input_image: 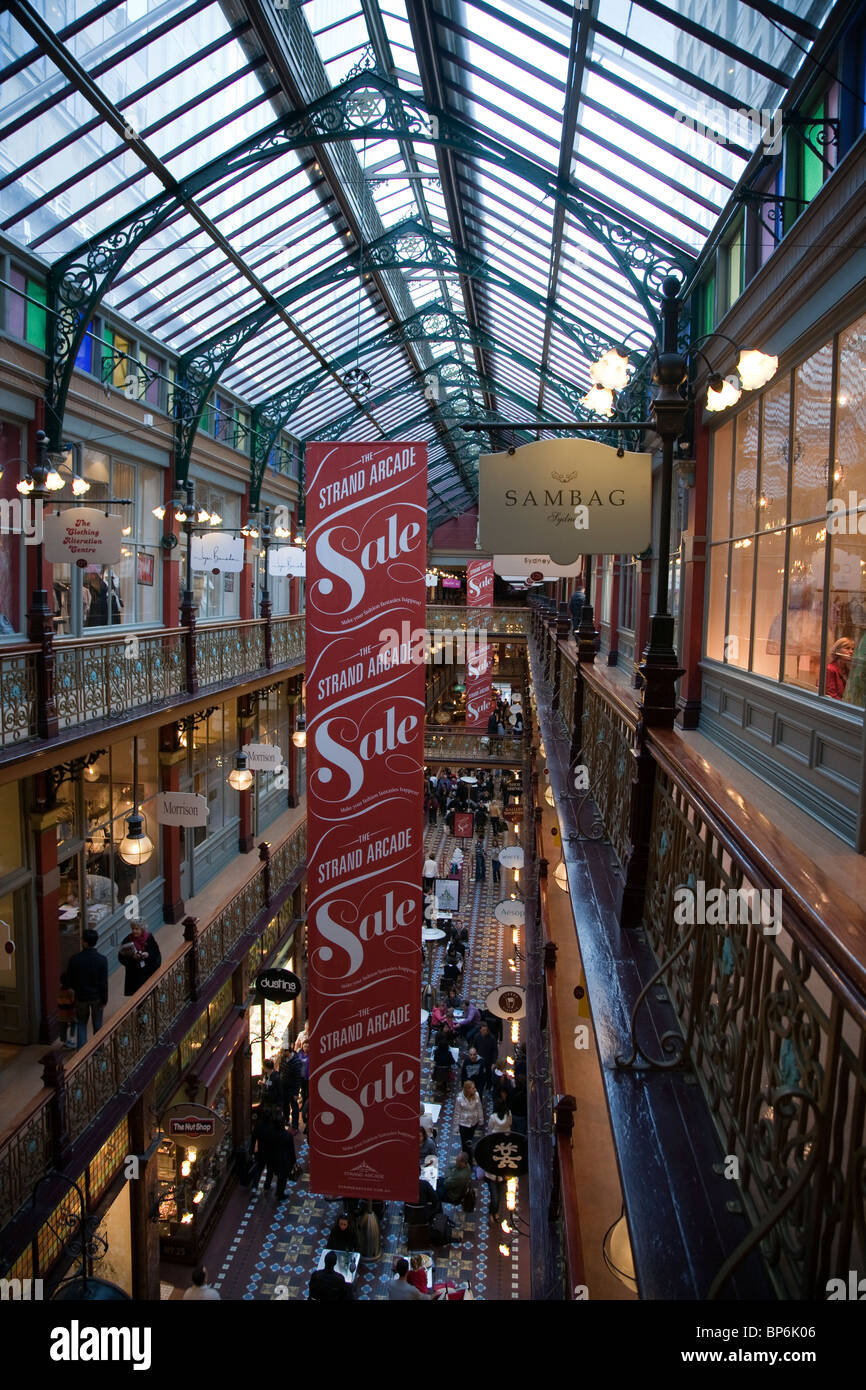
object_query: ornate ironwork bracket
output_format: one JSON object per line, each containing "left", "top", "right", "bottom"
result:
{"left": 44, "top": 750, "right": 107, "bottom": 808}
{"left": 614, "top": 918, "right": 698, "bottom": 1070}
{"left": 736, "top": 190, "right": 808, "bottom": 243}
{"left": 783, "top": 114, "right": 839, "bottom": 164}
{"left": 706, "top": 1089, "right": 822, "bottom": 1300}
{"left": 45, "top": 196, "right": 178, "bottom": 449}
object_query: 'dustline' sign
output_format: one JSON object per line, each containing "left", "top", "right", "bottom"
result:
{"left": 305, "top": 440, "right": 427, "bottom": 1202}
{"left": 255, "top": 969, "right": 301, "bottom": 1002}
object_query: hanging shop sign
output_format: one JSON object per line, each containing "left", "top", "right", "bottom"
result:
{"left": 453, "top": 811, "right": 475, "bottom": 839}
{"left": 245, "top": 743, "right": 283, "bottom": 771}
{"left": 494, "top": 554, "right": 583, "bottom": 580}
{"left": 255, "top": 968, "right": 302, "bottom": 1002}
{"left": 498, "top": 846, "right": 525, "bottom": 870}
{"left": 161, "top": 1103, "right": 226, "bottom": 1150}
{"left": 442, "top": 575, "right": 461, "bottom": 589}
{"left": 190, "top": 534, "right": 245, "bottom": 573}
{"left": 43, "top": 508, "right": 123, "bottom": 567}
{"left": 305, "top": 440, "right": 428, "bottom": 1202}
{"left": 156, "top": 791, "right": 209, "bottom": 826}
{"left": 465, "top": 558, "right": 495, "bottom": 729}
{"left": 479, "top": 438, "right": 651, "bottom": 563}
{"left": 486, "top": 985, "right": 526, "bottom": 1020}
{"left": 269, "top": 545, "right": 306, "bottom": 578}
{"left": 473, "top": 1131, "right": 529, "bottom": 1176}
{"left": 494, "top": 899, "right": 525, "bottom": 927}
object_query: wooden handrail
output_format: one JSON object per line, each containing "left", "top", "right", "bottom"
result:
{"left": 535, "top": 820, "right": 586, "bottom": 1297}
{"left": 0, "top": 816, "right": 307, "bottom": 1149}
{"left": 648, "top": 727, "right": 866, "bottom": 1017}
{"left": 53, "top": 626, "right": 186, "bottom": 650}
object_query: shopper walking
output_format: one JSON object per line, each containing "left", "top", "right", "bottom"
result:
{"left": 118, "top": 920, "right": 161, "bottom": 996}
{"left": 474, "top": 841, "right": 485, "bottom": 882}
{"left": 455, "top": 1079, "right": 484, "bottom": 1161}
{"left": 65, "top": 929, "right": 108, "bottom": 1049}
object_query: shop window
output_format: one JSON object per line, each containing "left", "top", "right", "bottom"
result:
{"left": 704, "top": 314, "right": 866, "bottom": 706}
{"left": 57, "top": 735, "right": 160, "bottom": 952}
{"left": 619, "top": 557, "right": 637, "bottom": 633}
{"left": 721, "top": 220, "right": 744, "bottom": 315}
{"left": 36, "top": 1183, "right": 82, "bottom": 1276}
{"left": 0, "top": 420, "right": 23, "bottom": 636}
{"left": 208, "top": 978, "right": 233, "bottom": 1032}
{"left": 179, "top": 1012, "right": 209, "bottom": 1071}
{"left": 189, "top": 702, "right": 236, "bottom": 844}
{"left": 73, "top": 315, "right": 96, "bottom": 374}
{"left": 89, "top": 1118, "right": 129, "bottom": 1203}
{"left": 600, "top": 556, "right": 613, "bottom": 625}
{"left": 193, "top": 487, "right": 240, "bottom": 621}
{"left": 7, "top": 267, "right": 47, "bottom": 349}
{"left": 137, "top": 349, "right": 164, "bottom": 407}
{"left": 156, "top": 1073, "right": 232, "bottom": 1249}
{"left": 52, "top": 449, "right": 163, "bottom": 631}
{"left": 696, "top": 272, "right": 715, "bottom": 339}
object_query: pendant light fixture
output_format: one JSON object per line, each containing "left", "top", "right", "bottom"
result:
{"left": 119, "top": 740, "right": 154, "bottom": 867}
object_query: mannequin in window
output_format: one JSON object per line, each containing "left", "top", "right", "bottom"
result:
{"left": 53, "top": 580, "right": 71, "bottom": 633}
{"left": 109, "top": 571, "right": 123, "bottom": 624}
{"left": 84, "top": 571, "right": 108, "bottom": 626}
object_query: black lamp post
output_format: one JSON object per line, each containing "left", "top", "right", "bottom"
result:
{"left": 26, "top": 430, "right": 59, "bottom": 738}
{"left": 636, "top": 275, "right": 689, "bottom": 728}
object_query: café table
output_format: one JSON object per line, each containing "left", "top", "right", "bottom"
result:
{"left": 421, "top": 1102, "right": 442, "bottom": 1126}
{"left": 316, "top": 1249, "right": 360, "bottom": 1284}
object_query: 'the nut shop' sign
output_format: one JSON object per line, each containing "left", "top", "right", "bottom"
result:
{"left": 43, "top": 508, "right": 123, "bottom": 567}
{"left": 161, "top": 1103, "right": 226, "bottom": 1150}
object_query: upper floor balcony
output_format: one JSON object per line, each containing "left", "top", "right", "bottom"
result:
{"left": 0, "top": 606, "right": 529, "bottom": 755}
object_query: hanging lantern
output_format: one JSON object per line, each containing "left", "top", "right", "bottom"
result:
{"left": 118, "top": 811, "right": 154, "bottom": 866}
{"left": 228, "top": 752, "right": 253, "bottom": 791}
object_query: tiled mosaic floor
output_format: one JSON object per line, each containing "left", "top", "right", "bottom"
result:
{"left": 189, "top": 785, "right": 529, "bottom": 1301}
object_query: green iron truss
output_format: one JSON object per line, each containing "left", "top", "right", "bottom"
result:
{"left": 44, "top": 70, "right": 692, "bottom": 496}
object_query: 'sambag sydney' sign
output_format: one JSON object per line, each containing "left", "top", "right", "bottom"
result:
{"left": 479, "top": 437, "right": 651, "bottom": 563}
{"left": 305, "top": 441, "right": 427, "bottom": 1201}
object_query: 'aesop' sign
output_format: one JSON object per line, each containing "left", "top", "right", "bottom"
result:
{"left": 479, "top": 438, "right": 651, "bottom": 563}
{"left": 305, "top": 440, "right": 427, "bottom": 1202}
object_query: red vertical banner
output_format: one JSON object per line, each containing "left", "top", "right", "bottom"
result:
{"left": 305, "top": 441, "right": 427, "bottom": 1201}
{"left": 465, "top": 558, "right": 495, "bottom": 728}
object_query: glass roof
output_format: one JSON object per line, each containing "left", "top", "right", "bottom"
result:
{"left": 0, "top": 0, "right": 834, "bottom": 526}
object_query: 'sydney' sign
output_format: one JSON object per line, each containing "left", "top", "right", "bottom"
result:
{"left": 479, "top": 437, "right": 651, "bottom": 563}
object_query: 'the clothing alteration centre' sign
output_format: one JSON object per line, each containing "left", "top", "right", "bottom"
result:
{"left": 479, "top": 438, "right": 651, "bottom": 564}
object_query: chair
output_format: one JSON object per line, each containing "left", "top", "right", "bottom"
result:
{"left": 402, "top": 1202, "right": 433, "bottom": 1250}
{"left": 407, "top": 1223, "right": 433, "bottom": 1251}
{"left": 432, "top": 1065, "right": 452, "bottom": 1098}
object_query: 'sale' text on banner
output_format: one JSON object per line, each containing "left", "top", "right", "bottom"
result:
{"left": 465, "top": 558, "right": 494, "bottom": 728}
{"left": 305, "top": 441, "right": 427, "bottom": 1201}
